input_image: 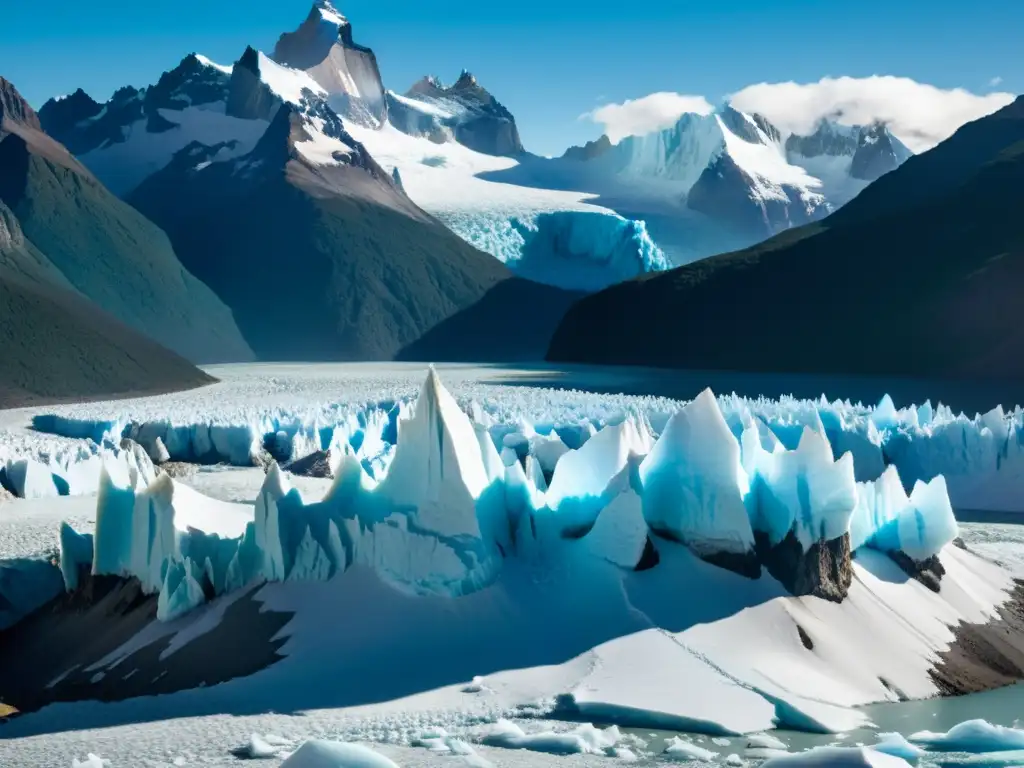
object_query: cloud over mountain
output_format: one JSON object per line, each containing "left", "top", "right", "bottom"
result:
{"left": 583, "top": 92, "right": 713, "bottom": 142}
{"left": 585, "top": 76, "right": 1015, "bottom": 152}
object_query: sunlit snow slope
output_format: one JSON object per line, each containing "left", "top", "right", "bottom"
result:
{"left": 2, "top": 367, "right": 1013, "bottom": 745}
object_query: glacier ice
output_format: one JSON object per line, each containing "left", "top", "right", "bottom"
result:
{"left": 639, "top": 389, "right": 755, "bottom": 556}
{"left": 279, "top": 740, "right": 399, "bottom": 768}
{"left": 440, "top": 209, "right": 670, "bottom": 291}
{"left": 760, "top": 747, "right": 911, "bottom": 767}
{"left": 52, "top": 369, "right": 977, "bottom": 624}
{"left": 22, "top": 366, "right": 1024, "bottom": 523}
{"left": 850, "top": 467, "right": 958, "bottom": 561}
{"left": 910, "top": 719, "right": 1024, "bottom": 753}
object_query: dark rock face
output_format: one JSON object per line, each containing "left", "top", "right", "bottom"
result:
{"left": 562, "top": 135, "right": 613, "bottom": 163}
{"left": 393, "top": 71, "right": 524, "bottom": 157}
{"left": 850, "top": 123, "right": 910, "bottom": 181}
{"left": 272, "top": 0, "right": 388, "bottom": 126}
{"left": 785, "top": 120, "right": 859, "bottom": 159}
{"left": 931, "top": 580, "right": 1024, "bottom": 696}
{"left": 145, "top": 53, "right": 230, "bottom": 111}
{"left": 755, "top": 530, "right": 853, "bottom": 603}
{"left": 284, "top": 450, "right": 333, "bottom": 478}
{"left": 719, "top": 106, "right": 780, "bottom": 144}
{"left": 226, "top": 46, "right": 282, "bottom": 121}
{"left": 687, "top": 152, "right": 822, "bottom": 237}
{"left": 39, "top": 55, "right": 232, "bottom": 159}
{"left": 1, "top": 78, "right": 43, "bottom": 130}
{"left": 888, "top": 550, "right": 946, "bottom": 593}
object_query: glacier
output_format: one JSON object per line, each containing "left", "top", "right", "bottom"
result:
{"left": 8, "top": 367, "right": 1012, "bottom": 743}
{"left": 445, "top": 210, "right": 670, "bottom": 291}
{"left": 54, "top": 370, "right": 964, "bottom": 621}
{"left": 13, "top": 367, "right": 1024, "bottom": 522}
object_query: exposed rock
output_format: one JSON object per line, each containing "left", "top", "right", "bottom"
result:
{"left": 888, "top": 550, "right": 946, "bottom": 593}
{"left": 394, "top": 70, "right": 524, "bottom": 157}
{"left": 562, "top": 135, "right": 612, "bottom": 163}
{"left": 651, "top": 526, "right": 761, "bottom": 579}
{"left": 253, "top": 449, "right": 276, "bottom": 474}
{"left": 157, "top": 461, "right": 198, "bottom": 480}
{"left": 953, "top": 537, "right": 969, "bottom": 550}
{"left": 283, "top": 449, "right": 333, "bottom": 478}
{"left": 755, "top": 530, "right": 853, "bottom": 603}
{"left": 931, "top": 581, "right": 1024, "bottom": 695}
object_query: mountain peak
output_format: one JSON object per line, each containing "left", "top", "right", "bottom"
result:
{"left": 272, "top": 2, "right": 386, "bottom": 125}
{"left": 454, "top": 70, "right": 478, "bottom": 89}
{"left": 0, "top": 77, "right": 42, "bottom": 132}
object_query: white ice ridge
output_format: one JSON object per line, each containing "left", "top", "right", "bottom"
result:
{"left": 13, "top": 367, "right": 1024, "bottom": 517}
{"left": 60, "top": 370, "right": 962, "bottom": 619}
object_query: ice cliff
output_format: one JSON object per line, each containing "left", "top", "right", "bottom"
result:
{"left": 57, "top": 370, "right": 961, "bottom": 621}
{"left": 439, "top": 210, "right": 670, "bottom": 291}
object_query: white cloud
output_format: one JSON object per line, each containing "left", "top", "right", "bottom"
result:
{"left": 990, "top": 76, "right": 1004, "bottom": 87}
{"left": 583, "top": 92, "right": 714, "bottom": 142}
{"left": 728, "top": 76, "right": 1015, "bottom": 153}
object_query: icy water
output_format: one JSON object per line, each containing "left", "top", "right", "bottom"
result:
{"left": 597, "top": 521, "right": 1024, "bottom": 761}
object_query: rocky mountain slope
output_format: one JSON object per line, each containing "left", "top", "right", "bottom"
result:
{"left": 387, "top": 71, "right": 523, "bottom": 157}
{"left": 547, "top": 97, "right": 1024, "bottom": 379}
{"left": 128, "top": 52, "right": 511, "bottom": 361}
{"left": 0, "top": 77, "right": 253, "bottom": 365}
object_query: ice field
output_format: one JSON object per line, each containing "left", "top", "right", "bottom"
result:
{"left": 4, "top": 363, "right": 1024, "bottom": 766}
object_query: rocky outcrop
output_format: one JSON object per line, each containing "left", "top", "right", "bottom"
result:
{"left": 1, "top": 78, "right": 42, "bottom": 130}
{"left": 850, "top": 123, "right": 910, "bottom": 181}
{"left": 756, "top": 530, "right": 853, "bottom": 603}
{"left": 284, "top": 449, "right": 333, "bottom": 478}
{"left": 562, "top": 135, "right": 613, "bottom": 163}
{"left": 226, "top": 46, "right": 282, "bottom": 121}
{"left": 394, "top": 71, "right": 524, "bottom": 157}
{"left": 888, "top": 550, "right": 946, "bottom": 593}
{"left": 687, "top": 152, "right": 821, "bottom": 237}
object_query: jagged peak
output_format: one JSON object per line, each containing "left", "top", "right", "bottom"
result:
{"left": 454, "top": 69, "right": 478, "bottom": 88}
{"left": 312, "top": 0, "right": 348, "bottom": 26}
{"left": 234, "top": 45, "right": 261, "bottom": 75}
{"left": 0, "top": 77, "right": 42, "bottom": 132}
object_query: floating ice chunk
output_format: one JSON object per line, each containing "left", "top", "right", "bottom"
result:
{"left": 761, "top": 746, "right": 911, "bottom": 766}
{"left": 870, "top": 733, "right": 925, "bottom": 760}
{"left": 640, "top": 389, "right": 754, "bottom": 555}
{"left": 59, "top": 522, "right": 94, "bottom": 592}
{"left": 72, "top": 756, "right": 109, "bottom": 768}
{"left": 246, "top": 733, "right": 289, "bottom": 759}
{"left": 4, "top": 458, "right": 59, "bottom": 499}
{"left": 724, "top": 755, "right": 744, "bottom": 767}
{"left": 748, "top": 734, "right": 789, "bottom": 751}
{"left": 582, "top": 488, "right": 649, "bottom": 568}
{"left": 663, "top": 737, "right": 716, "bottom": 761}
{"left": 911, "top": 719, "right": 1024, "bottom": 753}
{"left": 481, "top": 719, "right": 622, "bottom": 755}
{"left": 280, "top": 740, "right": 399, "bottom": 768}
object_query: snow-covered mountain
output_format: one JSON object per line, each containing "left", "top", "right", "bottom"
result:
{"left": 38, "top": 53, "right": 267, "bottom": 196}
{"left": 387, "top": 71, "right": 524, "bottom": 157}
{"left": 556, "top": 106, "right": 914, "bottom": 238}
{"left": 271, "top": 0, "right": 388, "bottom": 127}
{"left": 34, "top": 1, "right": 915, "bottom": 295}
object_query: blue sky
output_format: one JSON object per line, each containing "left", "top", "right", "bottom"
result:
{"left": 0, "top": 0, "right": 1019, "bottom": 155}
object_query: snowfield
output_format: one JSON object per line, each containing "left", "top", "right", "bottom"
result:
{"left": 2, "top": 363, "right": 1024, "bottom": 766}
